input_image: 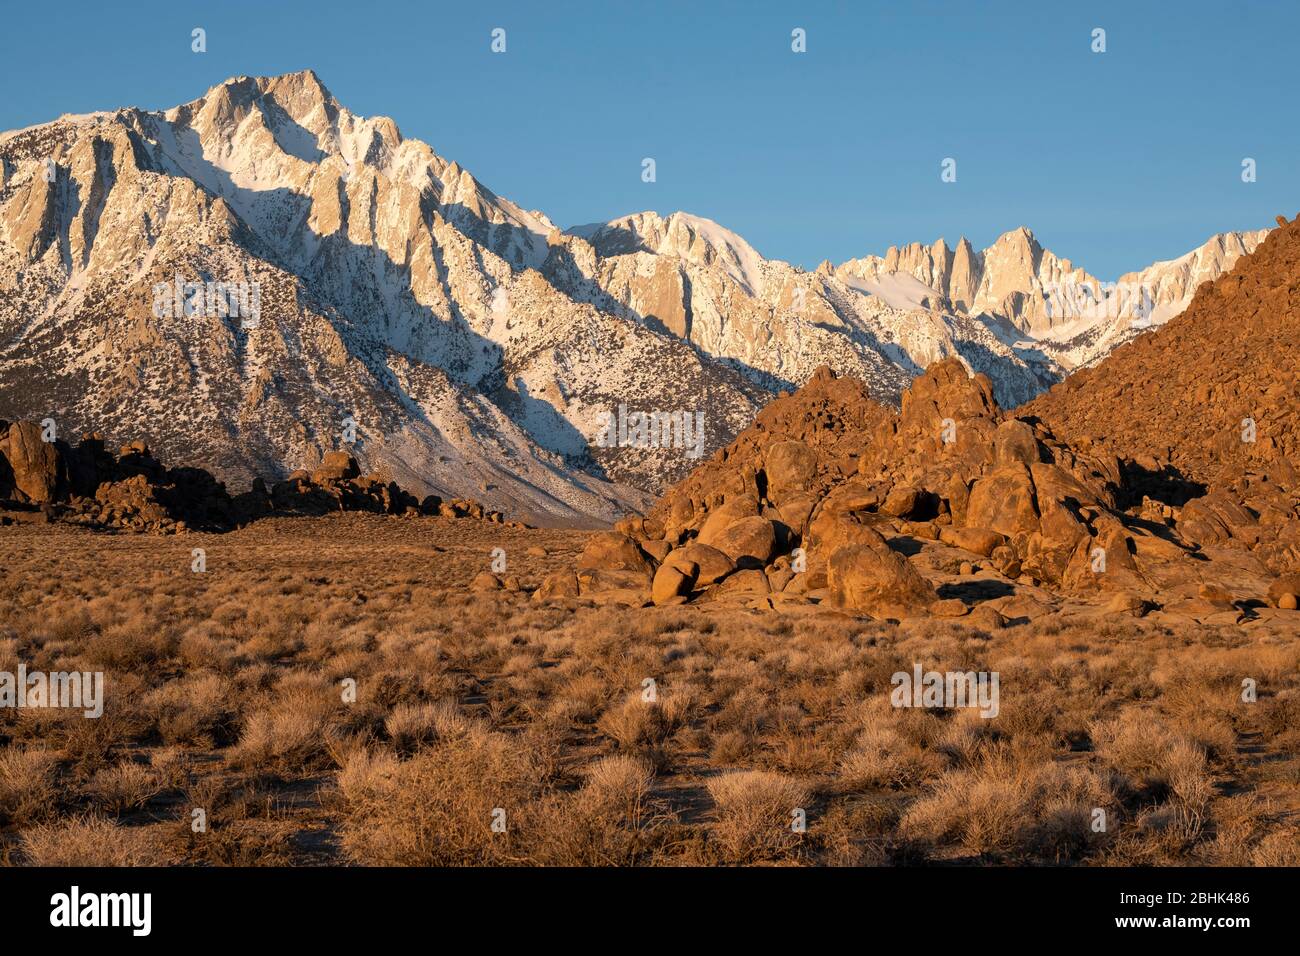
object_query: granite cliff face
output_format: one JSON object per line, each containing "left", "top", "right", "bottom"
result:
{"left": 836, "top": 226, "right": 1267, "bottom": 367}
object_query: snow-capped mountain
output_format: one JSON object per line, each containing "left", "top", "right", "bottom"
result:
{"left": 0, "top": 71, "right": 765, "bottom": 523}
{"left": 1028, "top": 230, "right": 1269, "bottom": 369}
{"left": 0, "top": 71, "right": 1270, "bottom": 522}
{"left": 559, "top": 210, "right": 1060, "bottom": 407}
{"left": 836, "top": 225, "right": 1267, "bottom": 370}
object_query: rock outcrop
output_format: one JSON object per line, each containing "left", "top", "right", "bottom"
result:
{"left": 540, "top": 345, "right": 1297, "bottom": 622}
{"left": 0, "top": 419, "right": 518, "bottom": 533}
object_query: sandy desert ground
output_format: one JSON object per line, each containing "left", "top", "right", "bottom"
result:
{"left": 2, "top": 513, "right": 1297, "bottom": 867}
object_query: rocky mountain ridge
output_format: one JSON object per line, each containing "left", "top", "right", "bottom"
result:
{"left": 0, "top": 70, "right": 1270, "bottom": 523}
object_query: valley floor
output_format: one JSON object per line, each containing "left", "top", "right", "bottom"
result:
{"left": 1, "top": 515, "right": 1297, "bottom": 866}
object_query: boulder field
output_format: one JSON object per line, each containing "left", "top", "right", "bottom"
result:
{"left": 539, "top": 359, "right": 1300, "bottom": 624}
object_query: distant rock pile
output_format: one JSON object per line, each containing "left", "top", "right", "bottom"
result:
{"left": 0, "top": 420, "right": 520, "bottom": 533}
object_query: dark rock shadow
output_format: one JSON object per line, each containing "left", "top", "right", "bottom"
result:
{"left": 1116, "top": 459, "right": 1207, "bottom": 509}
{"left": 936, "top": 579, "right": 1016, "bottom": 602}
{"left": 887, "top": 535, "right": 923, "bottom": 557}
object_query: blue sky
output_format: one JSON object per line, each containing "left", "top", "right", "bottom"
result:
{"left": 2, "top": 0, "right": 1295, "bottom": 278}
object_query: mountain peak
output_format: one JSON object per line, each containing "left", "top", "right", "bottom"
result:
{"left": 205, "top": 69, "right": 336, "bottom": 105}
{"left": 572, "top": 210, "right": 767, "bottom": 294}
{"left": 261, "top": 69, "right": 337, "bottom": 114}
{"left": 178, "top": 69, "right": 345, "bottom": 145}
{"left": 993, "top": 225, "right": 1038, "bottom": 246}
